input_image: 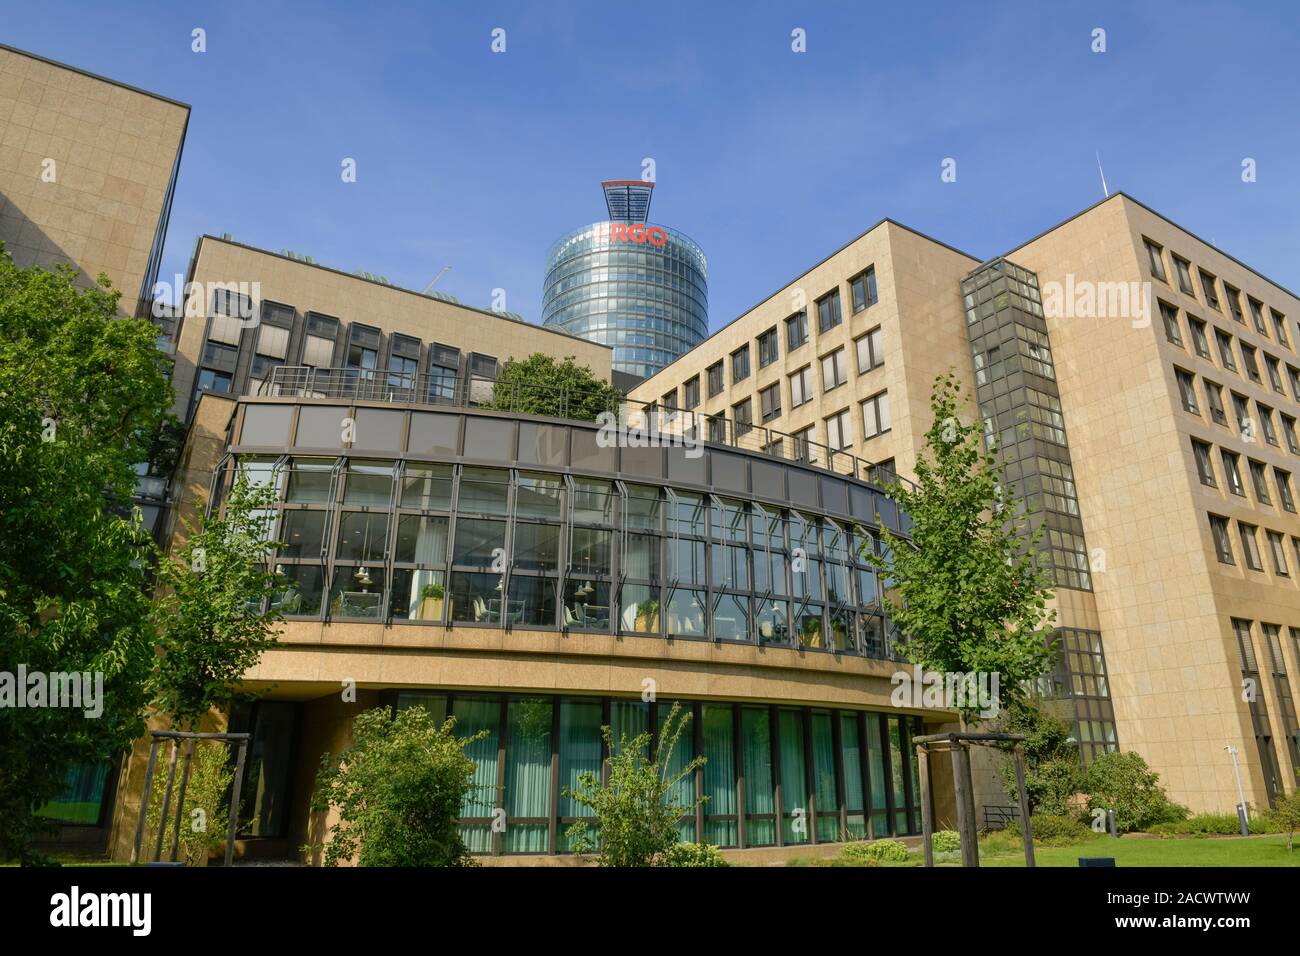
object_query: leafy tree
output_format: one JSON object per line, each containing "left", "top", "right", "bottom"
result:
{"left": 150, "top": 466, "right": 286, "bottom": 729}
{"left": 1082, "top": 750, "right": 1188, "bottom": 833}
{"left": 307, "top": 705, "right": 483, "bottom": 867}
{"left": 564, "top": 702, "right": 707, "bottom": 866}
{"left": 866, "top": 372, "right": 1056, "bottom": 722}
{"left": 997, "top": 697, "right": 1084, "bottom": 815}
{"left": 491, "top": 353, "right": 621, "bottom": 422}
{"left": 140, "top": 740, "right": 234, "bottom": 865}
{"left": 1271, "top": 789, "right": 1300, "bottom": 851}
{"left": 0, "top": 251, "right": 171, "bottom": 862}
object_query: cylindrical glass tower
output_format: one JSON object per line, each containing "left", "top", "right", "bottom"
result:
{"left": 542, "top": 181, "right": 707, "bottom": 381}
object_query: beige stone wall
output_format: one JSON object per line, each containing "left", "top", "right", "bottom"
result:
{"left": 0, "top": 45, "right": 187, "bottom": 317}
{"left": 629, "top": 220, "right": 979, "bottom": 482}
{"left": 1010, "top": 194, "right": 1300, "bottom": 811}
{"left": 172, "top": 237, "right": 613, "bottom": 419}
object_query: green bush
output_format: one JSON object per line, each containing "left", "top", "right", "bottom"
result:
{"left": 1148, "top": 811, "right": 1279, "bottom": 838}
{"left": 659, "top": 842, "right": 729, "bottom": 867}
{"left": 1082, "top": 751, "right": 1188, "bottom": 833}
{"left": 306, "top": 705, "right": 482, "bottom": 867}
{"left": 840, "top": 838, "right": 910, "bottom": 864}
{"left": 997, "top": 700, "right": 1085, "bottom": 815}
{"left": 931, "top": 830, "right": 961, "bottom": 853}
{"left": 1269, "top": 792, "right": 1300, "bottom": 850}
{"left": 142, "top": 740, "right": 234, "bottom": 865}
{"left": 1012, "top": 813, "right": 1095, "bottom": 846}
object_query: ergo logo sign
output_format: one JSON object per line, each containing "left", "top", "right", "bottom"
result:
{"left": 610, "top": 223, "right": 668, "bottom": 247}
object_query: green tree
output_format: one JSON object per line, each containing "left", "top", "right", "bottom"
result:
{"left": 1082, "top": 750, "right": 1188, "bottom": 833}
{"left": 491, "top": 353, "right": 621, "bottom": 422}
{"left": 997, "top": 697, "right": 1083, "bottom": 815}
{"left": 563, "top": 702, "right": 707, "bottom": 867}
{"left": 141, "top": 740, "right": 234, "bottom": 865}
{"left": 307, "top": 705, "right": 483, "bottom": 867}
{"left": 150, "top": 465, "right": 286, "bottom": 729}
{"left": 1271, "top": 789, "right": 1300, "bottom": 851}
{"left": 866, "top": 372, "right": 1056, "bottom": 722}
{"left": 0, "top": 250, "right": 171, "bottom": 863}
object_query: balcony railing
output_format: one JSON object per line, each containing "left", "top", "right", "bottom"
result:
{"left": 260, "top": 366, "right": 905, "bottom": 487}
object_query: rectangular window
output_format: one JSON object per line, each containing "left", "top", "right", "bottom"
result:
{"left": 1241, "top": 343, "right": 1262, "bottom": 383}
{"left": 1249, "top": 459, "right": 1272, "bottom": 504}
{"left": 861, "top": 391, "right": 891, "bottom": 439}
{"left": 733, "top": 398, "right": 753, "bottom": 436}
{"left": 849, "top": 267, "right": 878, "bottom": 313}
{"left": 1239, "top": 522, "right": 1264, "bottom": 571}
{"left": 1161, "top": 302, "right": 1183, "bottom": 347}
{"left": 758, "top": 327, "right": 779, "bottom": 368}
{"left": 1200, "top": 270, "right": 1221, "bottom": 312}
{"left": 1204, "top": 381, "right": 1228, "bottom": 426}
{"left": 855, "top": 327, "right": 884, "bottom": 373}
{"left": 789, "top": 366, "right": 812, "bottom": 408}
{"left": 1210, "top": 514, "right": 1234, "bottom": 564}
{"left": 1221, "top": 450, "right": 1245, "bottom": 496}
{"left": 1173, "top": 255, "right": 1195, "bottom": 295}
{"left": 731, "top": 347, "right": 751, "bottom": 384}
{"left": 683, "top": 375, "right": 700, "bottom": 410}
{"left": 707, "top": 414, "right": 726, "bottom": 443}
{"left": 1276, "top": 470, "right": 1296, "bottom": 513}
{"left": 707, "top": 361, "right": 724, "bottom": 397}
{"left": 785, "top": 312, "right": 808, "bottom": 351}
{"left": 1189, "top": 317, "right": 1211, "bottom": 359}
{"left": 1247, "top": 297, "right": 1265, "bottom": 333}
{"left": 1192, "top": 439, "right": 1216, "bottom": 487}
{"left": 1224, "top": 284, "right": 1247, "bottom": 327}
{"left": 1258, "top": 403, "right": 1279, "bottom": 446}
{"left": 759, "top": 383, "right": 781, "bottom": 422}
{"left": 1175, "top": 368, "right": 1199, "bottom": 414}
{"left": 816, "top": 290, "right": 842, "bottom": 334}
{"left": 1266, "top": 354, "right": 1285, "bottom": 393}
{"left": 1283, "top": 413, "right": 1300, "bottom": 454}
{"left": 1215, "top": 330, "right": 1238, "bottom": 372}
{"left": 820, "top": 348, "right": 847, "bottom": 391}
{"left": 792, "top": 426, "right": 815, "bottom": 462}
{"left": 1271, "top": 309, "right": 1290, "bottom": 349}
{"left": 1144, "top": 239, "right": 1167, "bottom": 282}
{"left": 1288, "top": 365, "right": 1300, "bottom": 402}
{"left": 825, "top": 409, "right": 853, "bottom": 450}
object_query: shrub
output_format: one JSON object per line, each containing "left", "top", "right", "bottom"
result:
{"left": 1082, "top": 751, "right": 1188, "bottom": 833}
{"left": 307, "top": 705, "right": 482, "bottom": 867}
{"left": 997, "top": 699, "right": 1085, "bottom": 816}
{"left": 1146, "top": 812, "right": 1276, "bottom": 838}
{"left": 563, "top": 703, "right": 707, "bottom": 867}
{"left": 1266, "top": 793, "right": 1300, "bottom": 850}
{"left": 142, "top": 740, "right": 234, "bottom": 865}
{"left": 1012, "top": 813, "right": 1095, "bottom": 846}
{"left": 931, "top": 830, "right": 961, "bottom": 853}
{"left": 840, "top": 838, "right": 910, "bottom": 864}
{"left": 659, "top": 842, "right": 729, "bottom": 867}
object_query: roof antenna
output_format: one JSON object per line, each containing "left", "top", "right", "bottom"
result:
{"left": 422, "top": 265, "right": 452, "bottom": 294}
{"left": 1096, "top": 151, "right": 1109, "bottom": 198}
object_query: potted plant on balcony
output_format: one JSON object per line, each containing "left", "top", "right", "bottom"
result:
{"left": 418, "top": 581, "right": 445, "bottom": 621}
{"left": 635, "top": 598, "right": 660, "bottom": 633}
{"left": 799, "top": 615, "right": 823, "bottom": 648}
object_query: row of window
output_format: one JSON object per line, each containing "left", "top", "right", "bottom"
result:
{"left": 1208, "top": 512, "right": 1300, "bottom": 580}
{"left": 1176, "top": 363, "right": 1300, "bottom": 465}
{"left": 1163, "top": 299, "right": 1300, "bottom": 411}
{"left": 1144, "top": 236, "right": 1291, "bottom": 351}
{"left": 1229, "top": 619, "right": 1300, "bottom": 801}
{"left": 1191, "top": 437, "right": 1296, "bottom": 512}
{"left": 386, "top": 693, "right": 926, "bottom": 853}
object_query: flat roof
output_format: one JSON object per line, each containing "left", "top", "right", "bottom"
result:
{"left": 0, "top": 42, "right": 191, "bottom": 112}
{"left": 188, "top": 234, "right": 613, "bottom": 352}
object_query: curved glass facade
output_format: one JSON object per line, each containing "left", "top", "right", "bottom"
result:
{"left": 542, "top": 222, "right": 708, "bottom": 380}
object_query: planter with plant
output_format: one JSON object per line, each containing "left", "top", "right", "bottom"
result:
{"left": 635, "top": 598, "right": 660, "bottom": 633}
{"left": 418, "top": 581, "right": 445, "bottom": 621}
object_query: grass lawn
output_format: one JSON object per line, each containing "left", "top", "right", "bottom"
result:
{"left": 982, "top": 833, "right": 1300, "bottom": 867}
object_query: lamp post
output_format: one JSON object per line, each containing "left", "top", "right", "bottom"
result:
{"left": 1224, "top": 745, "right": 1249, "bottom": 836}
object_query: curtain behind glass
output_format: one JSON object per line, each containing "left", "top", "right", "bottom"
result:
{"left": 811, "top": 712, "right": 838, "bottom": 842}
{"left": 840, "top": 714, "right": 866, "bottom": 838}
{"left": 609, "top": 700, "right": 649, "bottom": 755}
{"left": 504, "top": 699, "right": 552, "bottom": 853}
{"left": 660, "top": 703, "right": 696, "bottom": 842}
{"left": 889, "top": 717, "right": 909, "bottom": 834}
{"left": 454, "top": 698, "right": 501, "bottom": 853}
{"left": 741, "top": 707, "right": 775, "bottom": 846}
{"left": 702, "top": 705, "right": 737, "bottom": 847}
{"left": 865, "top": 713, "right": 890, "bottom": 835}
{"left": 558, "top": 700, "right": 602, "bottom": 852}
{"left": 778, "top": 710, "right": 808, "bottom": 844}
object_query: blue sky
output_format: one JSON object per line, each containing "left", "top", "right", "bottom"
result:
{"left": 4, "top": 0, "right": 1299, "bottom": 326}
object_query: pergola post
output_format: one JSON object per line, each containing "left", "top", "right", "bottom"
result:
{"left": 916, "top": 744, "right": 933, "bottom": 867}
{"left": 951, "top": 741, "right": 979, "bottom": 867}
{"left": 1012, "top": 744, "right": 1036, "bottom": 867}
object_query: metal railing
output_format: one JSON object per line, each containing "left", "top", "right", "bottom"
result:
{"left": 260, "top": 366, "right": 907, "bottom": 488}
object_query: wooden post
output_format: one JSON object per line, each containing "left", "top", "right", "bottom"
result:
{"left": 1013, "top": 744, "right": 1036, "bottom": 868}
{"left": 951, "top": 742, "right": 979, "bottom": 867}
{"left": 152, "top": 738, "right": 179, "bottom": 862}
{"left": 916, "top": 743, "right": 933, "bottom": 867}
{"left": 225, "top": 738, "right": 249, "bottom": 867}
{"left": 131, "top": 738, "right": 161, "bottom": 865}
{"left": 168, "top": 739, "right": 196, "bottom": 862}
